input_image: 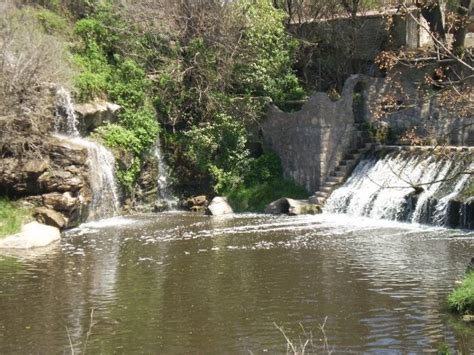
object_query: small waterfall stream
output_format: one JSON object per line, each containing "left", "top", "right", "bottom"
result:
{"left": 154, "top": 141, "right": 178, "bottom": 209}
{"left": 55, "top": 88, "right": 120, "bottom": 220}
{"left": 326, "top": 149, "right": 473, "bottom": 227}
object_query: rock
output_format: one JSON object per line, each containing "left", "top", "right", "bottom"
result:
{"left": 75, "top": 101, "right": 121, "bottom": 134}
{"left": 181, "top": 195, "right": 209, "bottom": 212}
{"left": 23, "top": 160, "right": 49, "bottom": 175}
{"left": 462, "top": 315, "right": 474, "bottom": 322}
{"left": 187, "top": 195, "right": 208, "bottom": 207}
{"left": 0, "top": 222, "right": 60, "bottom": 249}
{"left": 42, "top": 192, "right": 78, "bottom": 212}
{"left": 49, "top": 140, "right": 88, "bottom": 166}
{"left": 265, "top": 198, "right": 322, "bottom": 215}
{"left": 153, "top": 200, "right": 168, "bottom": 213}
{"left": 38, "top": 171, "right": 85, "bottom": 192}
{"left": 33, "top": 207, "right": 67, "bottom": 229}
{"left": 191, "top": 205, "right": 207, "bottom": 214}
{"left": 207, "top": 197, "right": 233, "bottom": 216}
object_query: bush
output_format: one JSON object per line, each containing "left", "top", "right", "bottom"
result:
{"left": 185, "top": 113, "right": 249, "bottom": 193}
{"left": 72, "top": 7, "right": 159, "bottom": 192}
{"left": 226, "top": 152, "right": 309, "bottom": 212}
{"left": 0, "top": 3, "right": 72, "bottom": 116}
{"left": 95, "top": 124, "right": 142, "bottom": 155}
{"left": 0, "top": 199, "right": 31, "bottom": 238}
{"left": 448, "top": 272, "right": 474, "bottom": 315}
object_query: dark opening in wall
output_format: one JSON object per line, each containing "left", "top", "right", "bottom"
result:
{"left": 353, "top": 81, "right": 367, "bottom": 124}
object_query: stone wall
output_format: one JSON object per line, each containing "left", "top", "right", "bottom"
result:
{"left": 290, "top": 11, "right": 430, "bottom": 60}
{"left": 363, "top": 74, "right": 474, "bottom": 146}
{"left": 262, "top": 74, "right": 474, "bottom": 194}
{"left": 262, "top": 76, "right": 363, "bottom": 192}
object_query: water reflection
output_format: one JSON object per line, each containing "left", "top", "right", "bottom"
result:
{"left": 0, "top": 213, "right": 473, "bottom": 353}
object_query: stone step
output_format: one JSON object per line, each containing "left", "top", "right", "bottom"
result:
{"left": 332, "top": 169, "right": 348, "bottom": 177}
{"left": 320, "top": 186, "right": 333, "bottom": 193}
{"left": 323, "top": 180, "right": 341, "bottom": 187}
{"left": 326, "top": 176, "right": 345, "bottom": 184}
{"left": 313, "top": 192, "right": 328, "bottom": 198}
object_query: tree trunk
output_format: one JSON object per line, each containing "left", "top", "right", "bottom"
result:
{"left": 453, "top": 0, "right": 472, "bottom": 51}
{"left": 418, "top": 0, "right": 447, "bottom": 42}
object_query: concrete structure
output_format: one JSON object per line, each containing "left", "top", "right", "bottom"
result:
{"left": 262, "top": 76, "right": 364, "bottom": 193}
{"left": 262, "top": 74, "right": 474, "bottom": 194}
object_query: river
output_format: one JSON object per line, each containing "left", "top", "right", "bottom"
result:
{"left": 0, "top": 212, "right": 473, "bottom": 353}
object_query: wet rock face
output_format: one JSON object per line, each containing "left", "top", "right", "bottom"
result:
{"left": 0, "top": 136, "right": 92, "bottom": 229}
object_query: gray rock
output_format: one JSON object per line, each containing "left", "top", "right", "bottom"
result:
{"left": 75, "top": 101, "right": 121, "bottom": 134}
{"left": 265, "top": 198, "right": 322, "bottom": 215}
{"left": 0, "top": 222, "right": 60, "bottom": 249}
{"left": 207, "top": 197, "right": 233, "bottom": 216}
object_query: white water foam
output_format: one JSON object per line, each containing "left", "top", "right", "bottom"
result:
{"left": 325, "top": 150, "right": 472, "bottom": 227}
{"left": 55, "top": 87, "right": 120, "bottom": 221}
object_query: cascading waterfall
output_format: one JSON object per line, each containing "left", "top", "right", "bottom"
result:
{"left": 432, "top": 164, "right": 473, "bottom": 226}
{"left": 325, "top": 149, "right": 473, "bottom": 228}
{"left": 55, "top": 87, "right": 120, "bottom": 220}
{"left": 154, "top": 141, "right": 178, "bottom": 209}
{"left": 55, "top": 87, "right": 80, "bottom": 137}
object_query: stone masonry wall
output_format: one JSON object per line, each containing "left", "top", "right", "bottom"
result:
{"left": 262, "top": 76, "right": 363, "bottom": 193}
{"left": 364, "top": 74, "right": 474, "bottom": 146}
{"left": 262, "top": 74, "right": 474, "bottom": 194}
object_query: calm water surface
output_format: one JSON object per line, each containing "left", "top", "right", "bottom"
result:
{"left": 0, "top": 213, "right": 473, "bottom": 353}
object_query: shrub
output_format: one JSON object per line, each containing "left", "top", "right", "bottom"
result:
{"left": 226, "top": 152, "right": 309, "bottom": 212}
{"left": 448, "top": 272, "right": 474, "bottom": 315}
{"left": 0, "top": 199, "right": 31, "bottom": 238}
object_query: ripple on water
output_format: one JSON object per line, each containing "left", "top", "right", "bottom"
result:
{"left": 0, "top": 212, "right": 473, "bottom": 354}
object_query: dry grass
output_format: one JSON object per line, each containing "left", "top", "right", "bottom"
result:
{"left": 274, "top": 317, "right": 334, "bottom": 355}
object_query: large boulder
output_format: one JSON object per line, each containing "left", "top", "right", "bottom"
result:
{"left": 0, "top": 222, "right": 60, "bottom": 249}
{"left": 33, "top": 207, "right": 67, "bottom": 229}
{"left": 265, "top": 198, "right": 322, "bottom": 215}
{"left": 75, "top": 101, "right": 121, "bottom": 135}
{"left": 207, "top": 197, "right": 233, "bottom": 216}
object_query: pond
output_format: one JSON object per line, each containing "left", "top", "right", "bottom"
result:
{"left": 0, "top": 213, "right": 473, "bottom": 353}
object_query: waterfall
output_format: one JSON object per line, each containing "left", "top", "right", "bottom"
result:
{"left": 54, "top": 87, "right": 120, "bottom": 220}
{"left": 432, "top": 163, "right": 473, "bottom": 226}
{"left": 325, "top": 149, "right": 473, "bottom": 227}
{"left": 154, "top": 142, "right": 178, "bottom": 209}
{"left": 55, "top": 87, "right": 80, "bottom": 137}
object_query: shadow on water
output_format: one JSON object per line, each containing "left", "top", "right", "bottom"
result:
{"left": 0, "top": 213, "right": 473, "bottom": 353}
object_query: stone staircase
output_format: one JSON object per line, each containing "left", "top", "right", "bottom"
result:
{"left": 309, "top": 132, "right": 376, "bottom": 205}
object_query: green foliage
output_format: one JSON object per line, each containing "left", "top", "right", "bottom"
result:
{"left": 227, "top": 178, "right": 309, "bottom": 213}
{"left": 233, "top": 0, "right": 305, "bottom": 102}
{"left": 69, "top": 0, "right": 304, "bottom": 198}
{"left": 185, "top": 113, "right": 249, "bottom": 193}
{"left": 0, "top": 199, "right": 31, "bottom": 239}
{"left": 226, "top": 152, "right": 308, "bottom": 212}
{"left": 448, "top": 272, "right": 474, "bottom": 315}
{"left": 33, "top": 8, "right": 69, "bottom": 35}
{"left": 72, "top": 6, "right": 159, "bottom": 192}
{"left": 116, "top": 158, "right": 142, "bottom": 191}
{"left": 96, "top": 124, "right": 142, "bottom": 155}
{"left": 156, "top": 0, "right": 305, "bottom": 196}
